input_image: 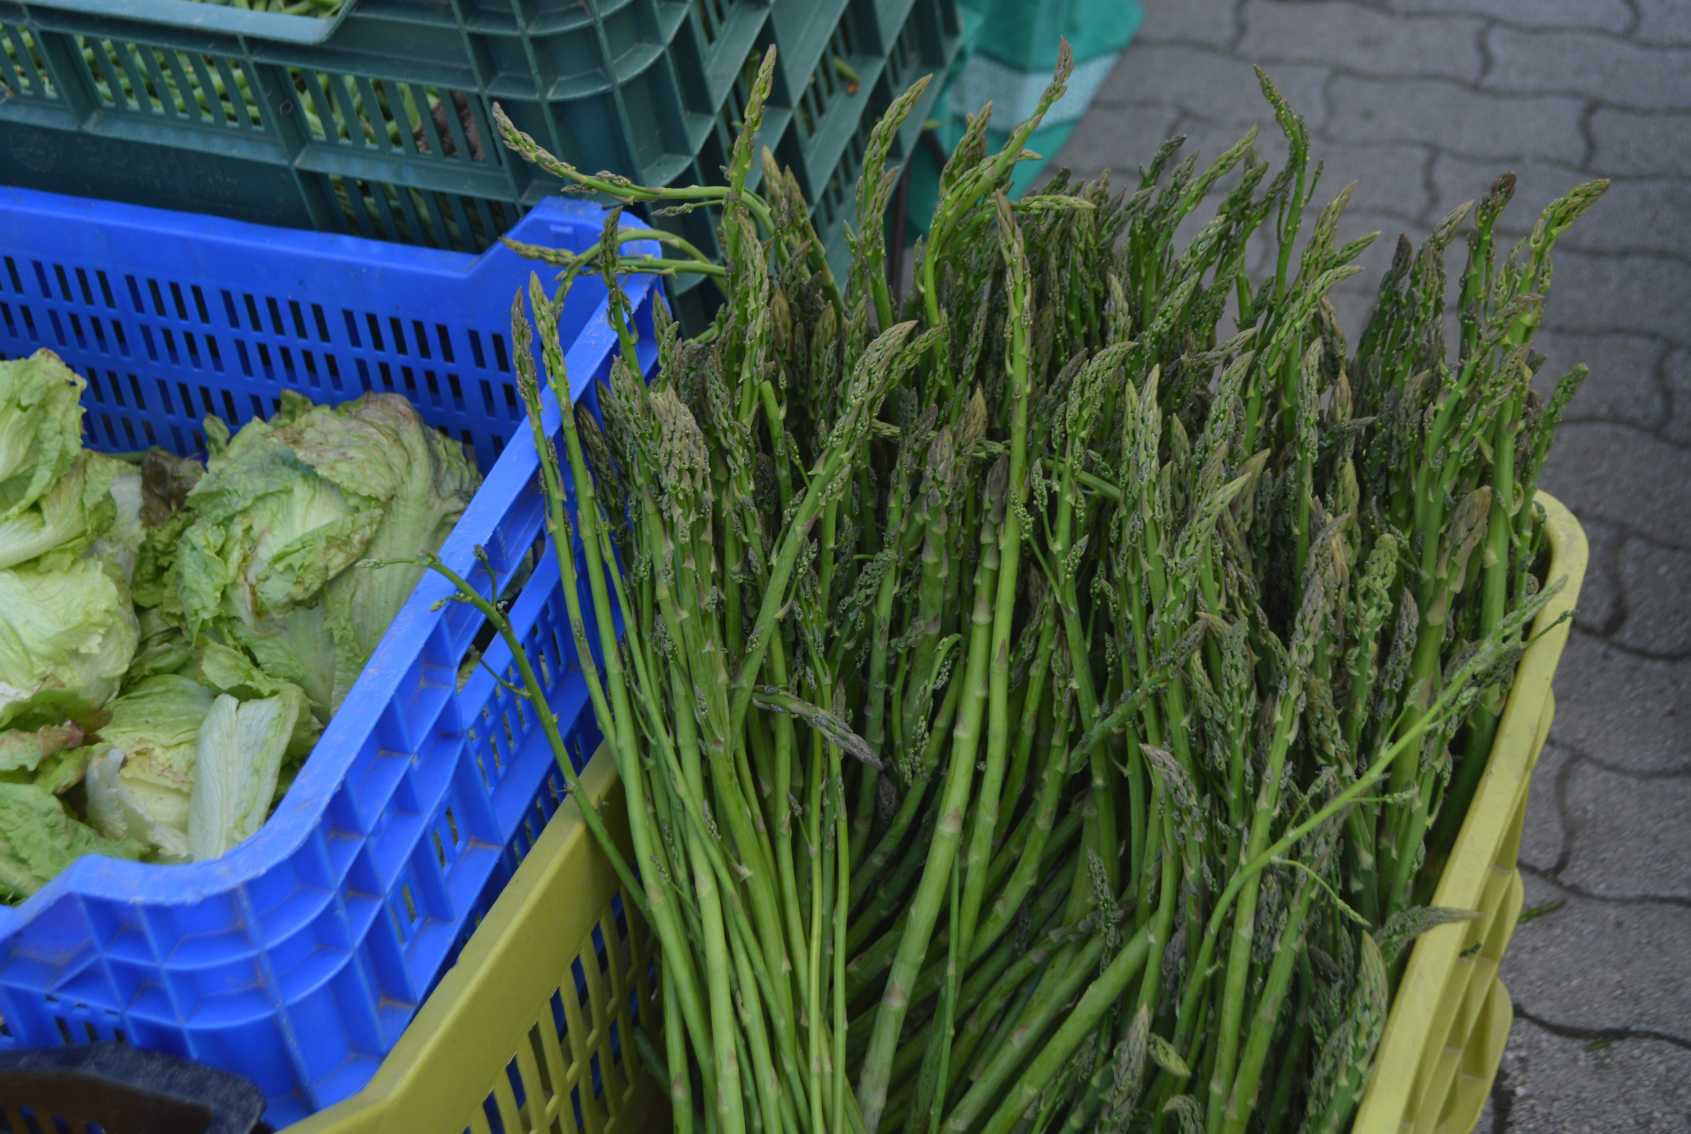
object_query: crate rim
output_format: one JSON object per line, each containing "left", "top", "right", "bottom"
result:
{"left": 14, "top": 0, "right": 355, "bottom": 44}
{"left": 1354, "top": 490, "right": 1587, "bottom": 1131}
{"left": 15, "top": 0, "right": 656, "bottom": 42}
{"left": 0, "top": 183, "right": 660, "bottom": 932}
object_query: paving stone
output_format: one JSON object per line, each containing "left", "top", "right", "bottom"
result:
{"left": 1388, "top": 0, "right": 1630, "bottom": 32}
{"left": 1539, "top": 247, "right": 1691, "bottom": 339}
{"left": 1242, "top": 1, "right": 1484, "bottom": 80}
{"left": 1097, "top": 44, "right": 1332, "bottom": 133}
{"left": 1566, "top": 515, "right": 1625, "bottom": 638}
{"left": 1546, "top": 635, "right": 1691, "bottom": 775}
{"left": 1326, "top": 75, "right": 1586, "bottom": 164}
{"left": 1614, "top": 537, "right": 1691, "bottom": 657}
{"left": 1246, "top": 230, "right": 1275, "bottom": 279}
{"left": 1558, "top": 177, "right": 1691, "bottom": 257}
{"left": 1517, "top": 739, "right": 1575, "bottom": 874}
{"left": 1502, "top": 872, "right": 1691, "bottom": 1041}
{"left": 1486, "top": 26, "right": 1691, "bottom": 111}
{"left": 1424, "top": 151, "right": 1691, "bottom": 260}
{"left": 1528, "top": 332, "right": 1669, "bottom": 438}
{"left": 1633, "top": 0, "right": 1691, "bottom": 45}
{"left": 1496, "top": 1017, "right": 1691, "bottom": 1134}
{"left": 1051, "top": 100, "right": 1184, "bottom": 177}
{"left": 1187, "top": 115, "right": 1291, "bottom": 173}
{"left": 1659, "top": 347, "right": 1691, "bottom": 446}
{"left": 1422, "top": 150, "right": 1562, "bottom": 230}
{"left": 1138, "top": 0, "right": 1239, "bottom": 47}
{"left": 1537, "top": 422, "right": 1691, "bottom": 535}
{"left": 1560, "top": 755, "right": 1691, "bottom": 899}
{"left": 1310, "top": 140, "right": 1433, "bottom": 222}
{"left": 1589, "top": 106, "right": 1691, "bottom": 178}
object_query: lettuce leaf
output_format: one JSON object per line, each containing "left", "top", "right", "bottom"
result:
{"left": 82, "top": 674, "right": 213, "bottom": 862}
{"left": 0, "top": 453, "right": 119, "bottom": 570}
{"left": 0, "top": 351, "right": 85, "bottom": 522}
{"left": 169, "top": 392, "right": 477, "bottom": 714}
{"left": 0, "top": 782, "right": 144, "bottom": 902}
{"left": 0, "top": 718, "right": 96, "bottom": 775}
{"left": 187, "top": 686, "right": 307, "bottom": 861}
{"left": 0, "top": 555, "right": 140, "bottom": 730}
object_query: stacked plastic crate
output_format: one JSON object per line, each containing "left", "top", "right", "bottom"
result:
{"left": 1, "top": 0, "right": 961, "bottom": 326}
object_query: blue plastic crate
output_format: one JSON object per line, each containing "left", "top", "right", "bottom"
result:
{"left": 0, "top": 186, "right": 659, "bottom": 1124}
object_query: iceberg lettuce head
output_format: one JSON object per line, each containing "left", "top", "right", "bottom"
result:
{"left": 170, "top": 391, "right": 477, "bottom": 713}
{"left": 0, "top": 782, "right": 144, "bottom": 901}
{"left": 0, "top": 554, "right": 140, "bottom": 730}
{"left": 0, "top": 351, "right": 85, "bottom": 522}
{"left": 82, "top": 674, "right": 215, "bottom": 862}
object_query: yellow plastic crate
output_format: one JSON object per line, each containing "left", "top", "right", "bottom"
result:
{"left": 288, "top": 494, "right": 1586, "bottom": 1134}
{"left": 1355, "top": 492, "right": 1587, "bottom": 1134}
{"left": 285, "top": 749, "right": 661, "bottom": 1134}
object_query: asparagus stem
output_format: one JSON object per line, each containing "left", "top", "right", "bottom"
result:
{"left": 857, "top": 463, "right": 1006, "bottom": 1132}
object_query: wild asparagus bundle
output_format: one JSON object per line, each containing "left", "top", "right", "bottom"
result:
{"left": 439, "top": 45, "right": 1602, "bottom": 1134}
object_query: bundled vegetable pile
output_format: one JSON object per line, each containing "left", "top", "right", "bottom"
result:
{"left": 450, "top": 47, "right": 1602, "bottom": 1134}
{"left": 0, "top": 356, "right": 477, "bottom": 899}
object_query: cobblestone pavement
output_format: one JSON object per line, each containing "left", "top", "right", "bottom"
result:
{"left": 1050, "top": 3, "right": 1691, "bottom": 1130}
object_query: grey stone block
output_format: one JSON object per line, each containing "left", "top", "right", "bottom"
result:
{"left": 1615, "top": 538, "right": 1691, "bottom": 657}
{"left": 1486, "top": 27, "right": 1691, "bottom": 111}
{"left": 1496, "top": 1016, "right": 1691, "bottom": 1134}
{"left": 1540, "top": 247, "right": 1691, "bottom": 338}
{"left": 1560, "top": 755, "right": 1691, "bottom": 899}
{"left": 1502, "top": 872, "right": 1691, "bottom": 1041}
{"left": 1326, "top": 75, "right": 1586, "bottom": 164}
{"left": 1518, "top": 739, "right": 1574, "bottom": 874}
{"left": 1097, "top": 44, "right": 1332, "bottom": 132}
{"left": 1548, "top": 635, "right": 1691, "bottom": 774}
{"left": 1425, "top": 152, "right": 1691, "bottom": 260}
{"left": 1532, "top": 331, "right": 1670, "bottom": 437}
{"left": 1634, "top": 0, "right": 1691, "bottom": 45}
{"left": 1311, "top": 140, "right": 1434, "bottom": 222}
{"left": 1660, "top": 348, "right": 1691, "bottom": 446}
{"left": 1242, "top": 1, "right": 1484, "bottom": 80}
{"left": 1567, "top": 516, "right": 1625, "bottom": 638}
{"left": 1423, "top": 152, "right": 1577, "bottom": 231}
{"left": 1589, "top": 106, "right": 1691, "bottom": 178}
{"left": 1389, "top": 0, "right": 1630, "bottom": 32}
{"left": 1537, "top": 422, "right": 1691, "bottom": 531}
{"left": 1139, "top": 0, "right": 1239, "bottom": 47}
{"left": 1190, "top": 115, "right": 1291, "bottom": 173}
{"left": 1050, "top": 100, "right": 1184, "bottom": 177}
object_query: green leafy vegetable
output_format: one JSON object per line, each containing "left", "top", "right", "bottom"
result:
{"left": 0, "top": 782, "right": 144, "bottom": 901}
{"left": 0, "top": 555, "right": 140, "bottom": 730}
{"left": 0, "top": 717, "right": 96, "bottom": 776}
{"left": 0, "top": 453, "right": 120, "bottom": 570}
{"left": 170, "top": 391, "right": 477, "bottom": 713}
{"left": 0, "top": 355, "right": 476, "bottom": 897}
{"left": 83, "top": 674, "right": 216, "bottom": 862}
{"left": 187, "top": 686, "right": 307, "bottom": 861}
{"left": 0, "top": 351, "right": 85, "bottom": 521}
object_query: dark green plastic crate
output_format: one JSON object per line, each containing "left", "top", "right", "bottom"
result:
{"left": 784, "top": 0, "right": 958, "bottom": 280}
{"left": 0, "top": 0, "right": 957, "bottom": 320}
{"left": 0, "top": 0, "right": 776, "bottom": 250}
